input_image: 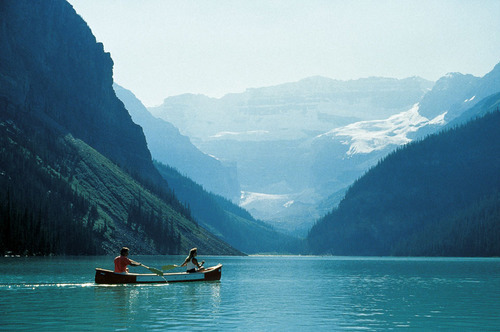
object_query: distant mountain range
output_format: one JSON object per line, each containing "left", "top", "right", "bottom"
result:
{"left": 307, "top": 63, "right": 500, "bottom": 213}
{"left": 149, "top": 76, "right": 433, "bottom": 142}
{"left": 148, "top": 65, "right": 500, "bottom": 236}
{"left": 149, "top": 76, "right": 434, "bottom": 234}
{"left": 115, "top": 84, "right": 300, "bottom": 254}
{"left": 114, "top": 84, "right": 241, "bottom": 202}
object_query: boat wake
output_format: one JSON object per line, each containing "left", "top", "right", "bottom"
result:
{"left": 0, "top": 282, "right": 96, "bottom": 289}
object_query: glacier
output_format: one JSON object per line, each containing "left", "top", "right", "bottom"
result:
{"left": 318, "top": 104, "right": 447, "bottom": 156}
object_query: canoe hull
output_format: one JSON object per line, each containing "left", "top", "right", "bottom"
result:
{"left": 95, "top": 264, "right": 222, "bottom": 284}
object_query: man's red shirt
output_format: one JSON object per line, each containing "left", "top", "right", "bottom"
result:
{"left": 114, "top": 255, "right": 132, "bottom": 273}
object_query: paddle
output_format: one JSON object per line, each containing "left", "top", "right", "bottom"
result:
{"left": 140, "top": 264, "right": 164, "bottom": 276}
{"left": 161, "top": 264, "right": 178, "bottom": 271}
{"left": 162, "top": 261, "right": 204, "bottom": 272}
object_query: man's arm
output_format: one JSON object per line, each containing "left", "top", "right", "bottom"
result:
{"left": 129, "top": 259, "right": 141, "bottom": 267}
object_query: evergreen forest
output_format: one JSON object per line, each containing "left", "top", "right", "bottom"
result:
{"left": 0, "top": 113, "right": 238, "bottom": 256}
{"left": 155, "top": 162, "right": 303, "bottom": 254}
{"left": 307, "top": 107, "right": 500, "bottom": 256}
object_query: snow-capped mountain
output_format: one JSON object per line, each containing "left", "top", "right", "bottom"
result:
{"left": 144, "top": 63, "right": 500, "bottom": 236}
{"left": 307, "top": 63, "right": 500, "bottom": 226}
{"left": 149, "top": 76, "right": 433, "bottom": 142}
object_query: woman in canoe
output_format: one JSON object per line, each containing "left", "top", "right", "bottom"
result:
{"left": 181, "top": 248, "right": 204, "bottom": 273}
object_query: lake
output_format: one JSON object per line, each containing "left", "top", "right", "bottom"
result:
{"left": 0, "top": 255, "right": 499, "bottom": 330}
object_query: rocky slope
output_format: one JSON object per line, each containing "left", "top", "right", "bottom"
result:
{"left": 0, "top": 0, "right": 240, "bottom": 255}
{"left": 114, "top": 84, "right": 241, "bottom": 201}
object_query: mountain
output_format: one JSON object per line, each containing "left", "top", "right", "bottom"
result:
{"left": 417, "top": 73, "right": 480, "bottom": 120}
{"left": 0, "top": 0, "right": 240, "bottom": 255}
{"left": 149, "top": 76, "right": 433, "bottom": 234}
{"left": 114, "top": 84, "right": 298, "bottom": 253}
{"left": 155, "top": 162, "right": 303, "bottom": 254}
{"left": 114, "top": 84, "right": 241, "bottom": 201}
{"left": 309, "top": 104, "right": 447, "bottom": 204}
{"left": 0, "top": 0, "right": 156, "bottom": 182}
{"left": 150, "top": 76, "right": 433, "bottom": 142}
{"left": 147, "top": 63, "right": 499, "bottom": 237}
{"left": 307, "top": 99, "right": 500, "bottom": 256}
{"left": 0, "top": 120, "right": 239, "bottom": 255}
{"left": 414, "top": 63, "right": 500, "bottom": 134}
{"left": 305, "top": 62, "right": 500, "bottom": 232}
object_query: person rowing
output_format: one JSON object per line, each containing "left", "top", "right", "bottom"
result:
{"left": 180, "top": 248, "right": 204, "bottom": 273}
{"left": 114, "top": 247, "right": 141, "bottom": 273}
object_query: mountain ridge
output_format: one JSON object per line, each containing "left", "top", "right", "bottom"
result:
{"left": 307, "top": 101, "right": 500, "bottom": 256}
{"left": 114, "top": 84, "right": 241, "bottom": 201}
{"left": 0, "top": 0, "right": 241, "bottom": 255}
{"left": 148, "top": 74, "right": 433, "bottom": 234}
{"left": 150, "top": 75, "right": 434, "bottom": 141}
{"left": 113, "top": 84, "right": 299, "bottom": 253}
{"left": 0, "top": 0, "right": 158, "bottom": 183}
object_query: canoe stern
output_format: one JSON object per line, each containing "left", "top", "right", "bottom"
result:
{"left": 204, "top": 263, "right": 222, "bottom": 281}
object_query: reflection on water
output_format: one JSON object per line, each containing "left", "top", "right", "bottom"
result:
{"left": 93, "top": 285, "right": 143, "bottom": 324}
{"left": 0, "top": 256, "right": 499, "bottom": 330}
{"left": 88, "top": 279, "right": 223, "bottom": 330}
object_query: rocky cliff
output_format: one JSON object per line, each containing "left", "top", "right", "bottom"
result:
{"left": 0, "top": 0, "right": 157, "bottom": 181}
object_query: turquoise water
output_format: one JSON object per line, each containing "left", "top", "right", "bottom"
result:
{"left": 0, "top": 256, "right": 499, "bottom": 331}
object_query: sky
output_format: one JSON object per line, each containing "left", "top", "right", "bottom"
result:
{"left": 67, "top": 0, "right": 500, "bottom": 107}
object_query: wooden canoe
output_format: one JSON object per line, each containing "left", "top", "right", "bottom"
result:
{"left": 95, "top": 264, "right": 222, "bottom": 284}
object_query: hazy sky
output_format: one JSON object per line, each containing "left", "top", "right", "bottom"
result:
{"left": 68, "top": 0, "right": 500, "bottom": 106}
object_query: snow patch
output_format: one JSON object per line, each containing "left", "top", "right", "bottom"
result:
{"left": 319, "top": 104, "right": 448, "bottom": 156}
{"left": 428, "top": 111, "right": 447, "bottom": 125}
{"left": 211, "top": 130, "right": 269, "bottom": 138}
{"left": 208, "top": 154, "right": 220, "bottom": 161}
{"left": 240, "top": 191, "right": 289, "bottom": 207}
{"left": 464, "top": 96, "right": 476, "bottom": 103}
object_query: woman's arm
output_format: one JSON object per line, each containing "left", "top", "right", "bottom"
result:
{"left": 192, "top": 258, "right": 205, "bottom": 268}
{"left": 180, "top": 257, "right": 189, "bottom": 267}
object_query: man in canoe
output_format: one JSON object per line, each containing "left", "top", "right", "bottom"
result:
{"left": 180, "top": 248, "right": 205, "bottom": 273}
{"left": 114, "top": 247, "right": 141, "bottom": 273}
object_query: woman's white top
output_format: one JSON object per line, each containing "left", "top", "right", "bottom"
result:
{"left": 186, "top": 259, "right": 197, "bottom": 271}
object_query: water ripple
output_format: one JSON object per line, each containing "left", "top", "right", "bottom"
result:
{"left": 1, "top": 256, "right": 499, "bottom": 330}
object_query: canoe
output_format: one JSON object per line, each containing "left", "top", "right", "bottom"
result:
{"left": 95, "top": 264, "right": 222, "bottom": 284}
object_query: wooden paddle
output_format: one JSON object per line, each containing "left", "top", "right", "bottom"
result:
{"left": 140, "top": 264, "right": 164, "bottom": 276}
{"left": 161, "top": 264, "right": 178, "bottom": 271}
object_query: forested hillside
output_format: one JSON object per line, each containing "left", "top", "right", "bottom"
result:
{"left": 155, "top": 162, "right": 303, "bottom": 254}
{"left": 0, "top": 0, "right": 240, "bottom": 255}
{"left": 0, "top": 113, "right": 240, "bottom": 255}
{"left": 0, "top": 119, "right": 101, "bottom": 255}
{"left": 307, "top": 100, "right": 500, "bottom": 256}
